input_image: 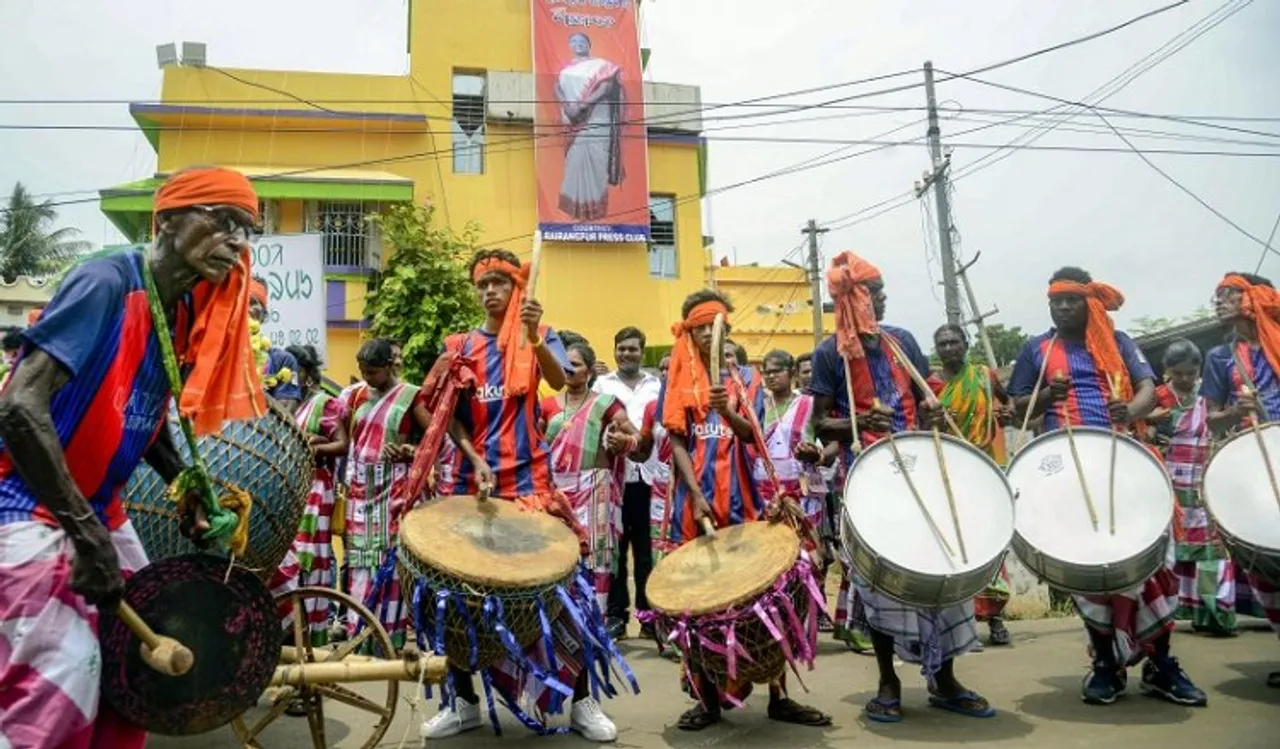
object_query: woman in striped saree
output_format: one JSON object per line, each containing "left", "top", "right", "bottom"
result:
{"left": 932, "top": 324, "right": 1016, "bottom": 646}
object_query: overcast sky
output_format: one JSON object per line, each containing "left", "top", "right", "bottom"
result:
{"left": 1, "top": 0, "right": 1277, "bottom": 344}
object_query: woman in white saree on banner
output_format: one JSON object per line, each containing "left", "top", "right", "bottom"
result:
{"left": 556, "top": 32, "right": 625, "bottom": 221}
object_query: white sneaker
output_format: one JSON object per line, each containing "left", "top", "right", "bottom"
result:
{"left": 570, "top": 698, "right": 617, "bottom": 742}
{"left": 420, "top": 699, "right": 481, "bottom": 741}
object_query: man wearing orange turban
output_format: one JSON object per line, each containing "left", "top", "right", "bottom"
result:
{"left": 807, "top": 250, "right": 988, "bottom": 724}
{"left": 0, "top": 166, "right": 266, "bottom": 748}
{"left": 247, "top": 275, "right": 302, "bottom": 411}
{"left": 1008, "top": 266, "right": 1205, "bottom": 708}
{"left": 1201, "top": 270, "right": 1280, "bottom": 687}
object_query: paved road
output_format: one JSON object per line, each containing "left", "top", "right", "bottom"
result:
{"left": 150, "top": 617, "right": 1277, "bottom": 749}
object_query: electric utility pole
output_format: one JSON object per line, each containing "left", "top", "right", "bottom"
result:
{"left": 922, "top": 61, "right": 961, "bottom": 326}
{"left": 802, "top": 218, "right": 829, "bottom": 349}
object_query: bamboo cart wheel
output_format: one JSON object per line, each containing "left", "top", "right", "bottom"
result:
{"left": 232, "top": 587, "right": 400, "bottom": 749}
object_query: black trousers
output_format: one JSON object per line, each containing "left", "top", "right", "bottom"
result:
{"left": 607, "top": 480, "right": 653, "bottom": 622}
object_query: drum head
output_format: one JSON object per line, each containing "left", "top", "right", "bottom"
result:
{"left": 843, "top": 432, "right": 1014, "bottom": 575}
{"left": 100, "top": 554, "right": 279, "bottom": 736}
{"left": 647, "top": 522, "right": 799, "bottom": 617}
{"left": 1008, "top": 428, "right": 1171, "bottom": 566}
{"left": 1202, "top": 424, "right": 1280, "bottom": 552}
{"left": 400, "top": 496, "right": 580, "bottom": 588}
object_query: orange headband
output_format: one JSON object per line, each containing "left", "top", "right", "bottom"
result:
{"left": 248, "top": 279, "right": 268, "bottom": 306}
{"left": 671, "top": 300, "right": 729, "bottom": 336}
{"left": 153, "top": 167, "right": 259, "bottom": 228}
{"left": 1047, "top": 280, "right": 1124, "bottom": 311}
{"left": 1217, "top": 273, "right": 1280, "bottom": 382}
{"left": 472, "top": 258, "right": 526, "bottom": 287}
{"left": 1047, "top": 279, "right": 1131, "bottom": 402}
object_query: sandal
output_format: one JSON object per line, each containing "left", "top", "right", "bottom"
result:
{"left": 864, "top": 697, "right": 903, "bottom": 724}
{"left": 1267, "top": 672, "right": 1280, "bottom": 688}
{"left": 768, "top": 697, "right": 832, "bottom": 726}
{"left": 928, "top": 690, "right": 996, "bottom": 718}
{"left": 677, "top": 703, "right": 722, "bottom": 731}
{"left": 988, "top": 619, "right": 1011, "bottom": 646}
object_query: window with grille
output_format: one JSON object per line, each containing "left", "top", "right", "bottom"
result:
{"left": 258, "top": 199, "right": 277, "bottom": 235}
{"left": 304, "top": 201, "right": 381, "bottom": 269}
{"left": 452, "top": 72, "right": 486, "bottom": 175}
{"left": 648, "top": 195, "right": 677, "bottom": 279}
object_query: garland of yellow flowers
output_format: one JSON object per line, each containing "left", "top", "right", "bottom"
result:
{"left": 249, "top": 318, "right": 293, "bottom": 390}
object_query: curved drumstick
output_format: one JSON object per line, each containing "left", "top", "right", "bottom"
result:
{"left": 880, "top": 335, "right": 963, "bottom": 438}
{"left": 519, "top": 231, "right": 544, "bottom": 348}
{"left": 116, "top": 601, "right": 194, "bottom": 676}
{"left": 710, "top": 312, "right": 725, "bottom": 384}
{"left": 1057, "top": 370, "right": 1100, "bottom": 531}
{"left": 1015, "top": 335, "right": 1057, "bottom": 454}
{"left": 1241, "top": 385, "right": 1280, "bottom": 512}
{"left": 876, "top": 399, "right": 956, "bottom": 564}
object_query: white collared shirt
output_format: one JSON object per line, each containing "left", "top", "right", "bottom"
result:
{"left": 593, "top": 369, "right": 662, "bottom": 484}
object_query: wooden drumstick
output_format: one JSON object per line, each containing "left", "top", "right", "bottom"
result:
{"left": 840, "top": 355, "right": 862, "bottom": 456}
{"left": 1242, "top": 386, "right": 1280, "bottom": 512}
{"left": 116, "top": 601, "right": 194, "bottom": 677}
{"left": 699, "top": 516, "right": 717, "bottom": 538}
{"left": 932, "top": 427, "right": 968, "bottom": 564}
{"left": 519, "top": 231, "right": 543, "bottom": 348}
{"left": 710, "top": 312, "right": 725, "bottom": 384}
{"left": 881, "top": 334, "right": 963, "bottom": 438}
{"left": 1057, "top": 370, "right": 1100, "bottom": 531}
{"left": 1107, "top": 373, "right": 1122, "bottom": 536}
{"left": 878, "top": 399, "right": 956, "bottom": 563}
{"left": 1015, "top": 335, "right": 1058, "bottom": 453}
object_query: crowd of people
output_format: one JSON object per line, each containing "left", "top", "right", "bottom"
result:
{"left": 0, "top": 166, "right": 1277, "bottom": 748}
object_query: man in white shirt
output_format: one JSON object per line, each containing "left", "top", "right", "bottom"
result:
{"left": 593, "top": 326, "right": 662, "bottom": 639}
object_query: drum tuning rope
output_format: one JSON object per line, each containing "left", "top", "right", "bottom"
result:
{"left": 875, "top": 399, "right": 957, "bottom": 565}
{"left": 1014, "top": 335, "right": 1057, "bottom": 454}
{"left": 1107, "top": 373, "right": 1122, "bottom": 536}
{"left": 1057, "top": 371, "right": 1101, "bottom": 532}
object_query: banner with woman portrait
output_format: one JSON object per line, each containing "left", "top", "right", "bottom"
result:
{"left": 532, "top": 1, "right": 649, "bottom": 243}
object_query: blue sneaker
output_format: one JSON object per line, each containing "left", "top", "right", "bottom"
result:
{"left": 1140, "top": 657, "right": 1208, "bottom": 707}
{"left": 1081, "top": 661, "right": 1127, "bottom": 705}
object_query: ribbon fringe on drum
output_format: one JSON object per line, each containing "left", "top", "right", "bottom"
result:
{"left": 640, "top": 553, "right": 827, "bottom": 708}
{"left": 409, "top": 562, "right": 638, "bottom": 735}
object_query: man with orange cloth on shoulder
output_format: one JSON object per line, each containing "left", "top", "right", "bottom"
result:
{"left": 1201, "top": 270, "right": 1280, "bottom": 690}
{"left": 0, "top": 167, "right": 267, "bottom": 748}
{"left": 1009, "top": 266, "right": 1206, "bottom": 708}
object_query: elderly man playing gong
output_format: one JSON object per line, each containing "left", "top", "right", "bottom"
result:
{"left": 0, "top": 167, "right": 267, "bottom": 748}
{"left": 1008, "top": 266, "right": 1207, "bottom": 707}
{"left": 808, "top": 251, "right": 993, "bottom": 724}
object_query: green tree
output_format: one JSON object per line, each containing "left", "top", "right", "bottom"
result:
{"left": 365, "top": 203, "right": 484, "bottom": 382}
{"left": 1131, "top": 316, "right": 1178, "bottom": 336}
{"left": 0, "top": 182, "right": 89, "bottom": 282}
{"left": 982, "top": 323, "right": 1029, "bottom": 367}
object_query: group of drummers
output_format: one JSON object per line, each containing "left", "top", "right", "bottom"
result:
{"left": 0, "top": 166, "right": 1277, "bottom": 749}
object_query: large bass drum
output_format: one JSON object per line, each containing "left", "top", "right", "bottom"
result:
{"left": 124, "top": 402, "right": 313, "bottom": 582}
{"left": 1201, "top": 424, "right": 1280, "bottom": 583}
{"left": 1007, "top": 427, "right": 1172, "bottom": 595}
{"left": 841, "top": 431, "right": 1015, "bottom": 608}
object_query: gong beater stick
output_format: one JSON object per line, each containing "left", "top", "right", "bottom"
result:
{"left": 1107, "top": 373, "right": 1123, "bottom": 536}
{"left": 116, "top": 601, "right": 195, "bottom": 676}
{"left": 1057, "top": 370, "right": 1100, "bottom": 531}
{"left": 519, "top": 230, "right": 544, "bottom": 348}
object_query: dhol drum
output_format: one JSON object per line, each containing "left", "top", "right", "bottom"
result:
{"left": 645, "top": 522, "right": 825, "bottom": 686}
{"left": 1201, "top": 423, "right": 1280, "bottom": 583}
{"left": 124, "top": 402, "right": 313, "bottom": 582}
{"left": 398, "top": 494, "right": 584, "bottom": 671}
{"left": 1007, "top": 427, "right": 1173, "bottom": 595}
{"left": 841, "top": 431, "right": 1015, "bottom": 608}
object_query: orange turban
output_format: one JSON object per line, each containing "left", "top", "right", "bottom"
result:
{"left": 472, "top": 257, "right": 540, "bottom": 397}
{"left": 249, "top": 278, "right": 268, "bottom": 307}
{"left": 154, "top": 167, "right": 266, "bottom": 435}
{"left": 26, "top": 307, "right": 43, "bottom": 327}
{"left": 1218, "top": 273, "right": 1280, "bottom": 382}
{"left": 662, "top": 300, "right": 728, "bottom": 436}
{"left": 1047, "top": 280, "right": 1132, "bottom": 401}
{"left": 826, "top": 251, "right": 882, "bottom": 359}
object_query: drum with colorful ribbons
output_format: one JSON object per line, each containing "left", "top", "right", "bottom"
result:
{"left": 1201, "top": 423, "right": 1280, "bottom": 583}
{"left": 645, "top": 521, "right": 825, "bottom": 687}
{"left": 123, "top": 402, "right": 312, "bottom": 582}
{"left": 841, "top": 431, "right": 1015, "bottom": 607}
{"left": 1007, "top": 427, "right": 1173, "bottom": 595}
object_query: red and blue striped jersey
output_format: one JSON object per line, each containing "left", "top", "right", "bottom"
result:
{"left": 0, "top": 253, "right": 175, "bottom": 529}
{"left": 656, "top": 371, "right": 767, "bottom": 546}
{"left": 1200, "top": 339, "right": 1280, "bottom": 421}
{"left": 1007, "top": 329, "right": 1154, "bottom": 430}
{"left": 446, "top": 327, "right": 568, "bottom": 498}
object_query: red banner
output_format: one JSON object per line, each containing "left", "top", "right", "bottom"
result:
{"left": 532, "top": 1, "right": 649, "bottom": 243}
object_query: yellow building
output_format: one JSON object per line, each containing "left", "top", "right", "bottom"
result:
{"left": 99, "top": 0, "right": 707, "bottom": 383}
{"left": 711, "top": 262, "right": 834, "bottom": 363}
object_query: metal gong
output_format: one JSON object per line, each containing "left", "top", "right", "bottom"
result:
{"left": 100, "top": 553, "right": 279, "bottom": 735}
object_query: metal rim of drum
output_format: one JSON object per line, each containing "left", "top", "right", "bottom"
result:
{"left": 1007, "top": 426, "right": 1173, "bottom": 596}
{"left": 840, "top": 430, "right": 1014, "bottom": 608}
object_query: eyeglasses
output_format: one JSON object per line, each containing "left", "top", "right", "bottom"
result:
{"left": 188, "top": 204, "right": 260, "bottom": 242}
{"left": 1211, "top": 288, "right": 1241, "bottom": 304}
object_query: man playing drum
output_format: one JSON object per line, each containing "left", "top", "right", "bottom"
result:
{"left": 421, "top": 249, "right": 619, "bottom": 742}
{"left": 1008, "top": 266, "right": 1207, "bottom": 707}
{"left": 657, "top": 289, "right": 830, "bottom": 731}
{"left": 0, "top": 167, "right": 266, "bottom": 748}
{"left": 1201, "top": 271, "right": 1280, "bottom": 687}
{"left": 809, "top": 251, "right": 992, "bottom": 723}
